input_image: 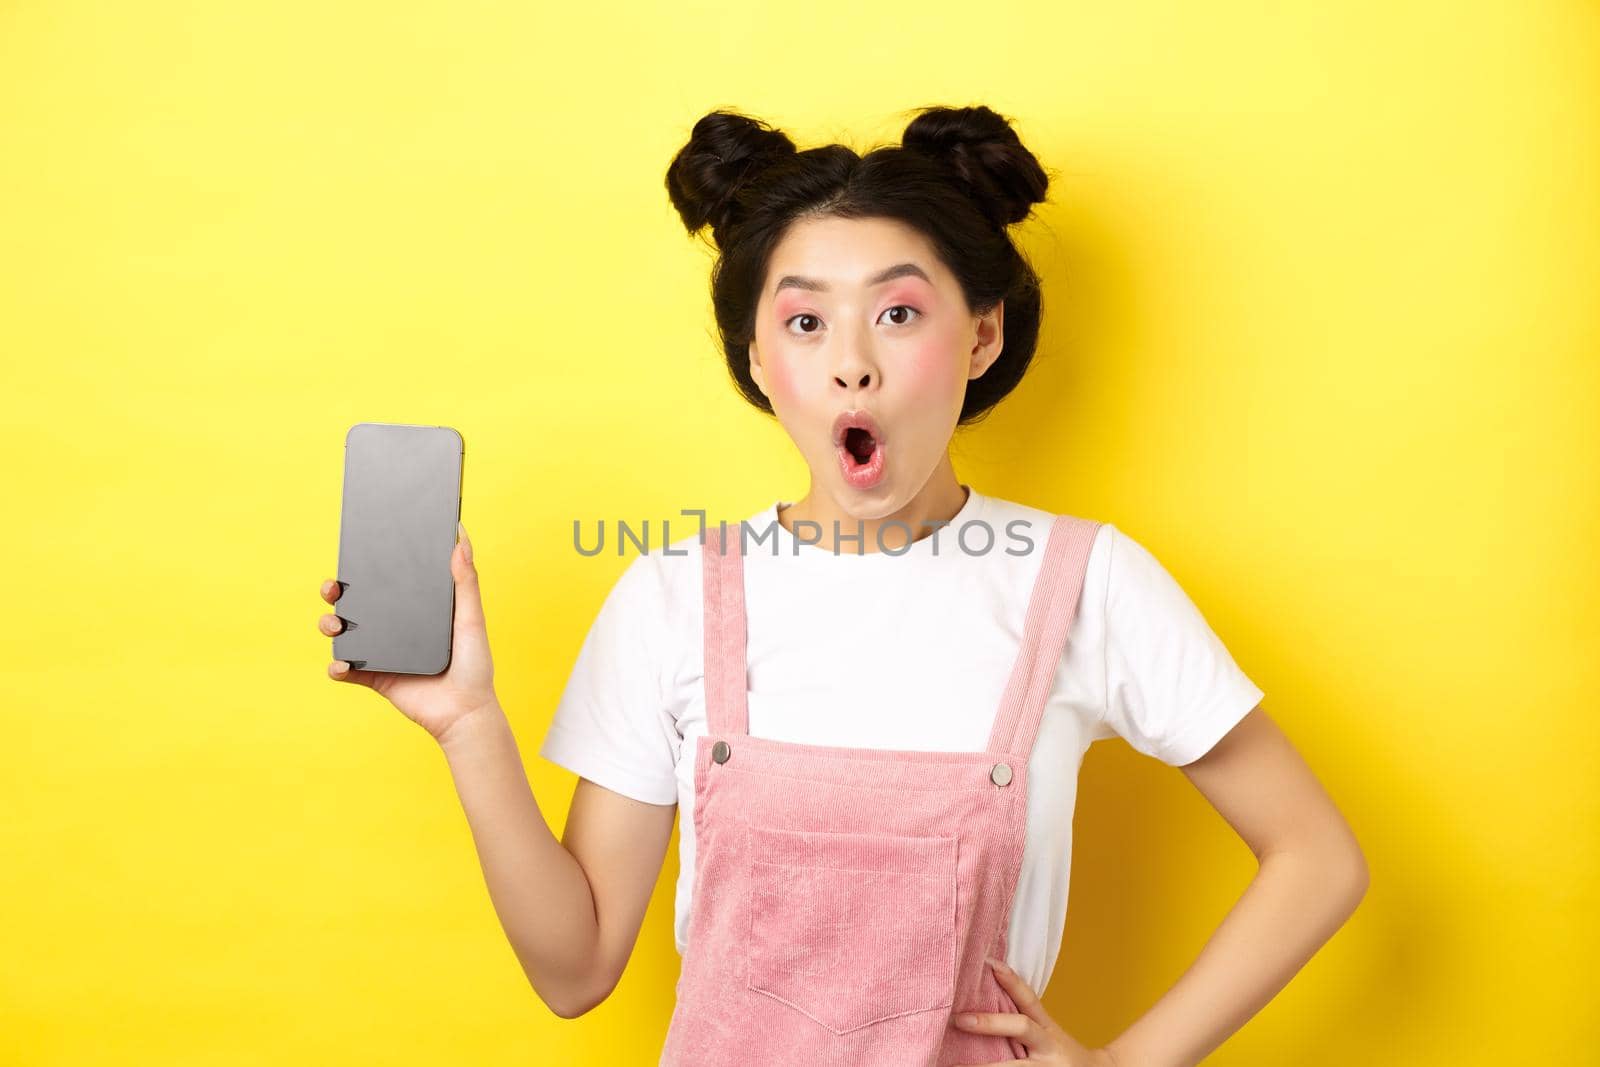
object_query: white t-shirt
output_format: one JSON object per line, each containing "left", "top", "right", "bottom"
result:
{"left": 538, "top": 486, "right": 1264, "bottom": 994}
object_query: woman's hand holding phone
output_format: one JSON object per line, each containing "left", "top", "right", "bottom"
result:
{"left": 318, "top": 523, "right": 498, "bottom": 745}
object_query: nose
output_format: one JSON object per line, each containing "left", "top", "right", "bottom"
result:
{"left": 831, "top": 331, "right": 879, "bottom": 396}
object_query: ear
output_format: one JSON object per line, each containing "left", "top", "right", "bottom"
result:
{"left": 969, "top": 299, "right": 1004, "bottom": 380}
{"left": 748, "top": 341, "right": 770, "bottom": 399}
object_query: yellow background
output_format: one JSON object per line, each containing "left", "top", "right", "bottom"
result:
{"left": 3, "top": 1, "right": 1595, "bottom": 1063}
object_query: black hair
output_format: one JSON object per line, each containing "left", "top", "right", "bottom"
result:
{"left": 664, "top": 104, "right": 1051, "bottom": 426}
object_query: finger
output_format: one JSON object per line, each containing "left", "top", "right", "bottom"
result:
{"left": 318, "top": 613, "right": 344, "bottom": 636}
{"left": 986, "top": 956, "right": 1053, "bottom": 1029}
{"left": 950, "top": 1010, "right": 1039, "bottom": 1044}
{"left": 321, "top": 579, "right": 343, "bottom": 604}
{"left": 450, "top": 523, "right": 485, "bottom": 630}
{"left": 328, "top": 659, "right": 379, "bottom": 688}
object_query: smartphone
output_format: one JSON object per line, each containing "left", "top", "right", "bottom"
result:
{"left": 333, "top": 422, "right": 465, "bottom": 674}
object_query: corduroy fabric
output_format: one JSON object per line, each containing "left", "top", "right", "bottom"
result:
{"left": 659, "top": 513, "right": 1103, "bottom": 1066}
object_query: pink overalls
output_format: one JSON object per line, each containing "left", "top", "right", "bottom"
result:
{"left": 659, "top": 513, "right": 1103, "bottom": 1067}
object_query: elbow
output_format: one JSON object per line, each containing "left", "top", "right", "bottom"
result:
{"left": 1308, "top": 831, "right": 1369, "bottom": 920}
{"left": 1340, "top": 842, "right": 1370, "bottom": 913}
{"left": 1331, "top": 813, "right": 1371, "bottom": 912}
{"left": 1262, "top": 831, "right": 1370, "bottom": 916}
{"left": 508, "top": 928, "right": 621, "bottom": 1020}
{"left": 541, "top": 984, "right": 584, "bottom": 1019}
{"left": 547, "top": 997, "right": 595, "bottom": 1021}
{"left": 543, "top": 989, "right": 600, "bottom": 1021}
{"left": 537, "top": 968, "right": 618, "bottom": 1021}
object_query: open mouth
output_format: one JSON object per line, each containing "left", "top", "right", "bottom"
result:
{"left": 843, "top": 426, "right": 877, "bottom": 465}
{"left": 832, "top": 410, "right": 887, "bottom": 489}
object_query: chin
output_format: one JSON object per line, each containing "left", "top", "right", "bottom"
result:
{"left": 826, "top": 480, "right": 902, "bottom": 518}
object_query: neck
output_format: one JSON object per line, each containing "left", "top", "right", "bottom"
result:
{"left": 777, "top": 456, "right": 969, "bottom": 554}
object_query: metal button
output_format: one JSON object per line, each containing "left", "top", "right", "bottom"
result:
{"left": 990, "top": 762, "right": 1013, "bottom": 787}
{"left": 711, "top": 740, "right": 731, "bottom": 764}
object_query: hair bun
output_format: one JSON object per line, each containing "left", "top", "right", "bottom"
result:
{"left": 665, "top": 110, "right": 798, "bottom": 245}
{"left": 901, "top": 105, "right": 1049, "bottom": 227}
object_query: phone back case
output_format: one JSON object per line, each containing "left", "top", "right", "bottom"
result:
{"left": 333, "top": 422, "right": 464, "bottom": 674}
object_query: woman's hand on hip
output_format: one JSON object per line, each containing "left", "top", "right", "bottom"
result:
{"left": 949, "top": 955, "right": 1121, "bottom": 1067}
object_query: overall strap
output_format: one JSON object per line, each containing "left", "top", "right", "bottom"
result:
{"left": 985, "top": 515, "right": 1104, "bottom": 759}
{"left": 701, "top": 520, "right": 750, "bottom": 737}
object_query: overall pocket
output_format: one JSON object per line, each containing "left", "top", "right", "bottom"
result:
{"left": 745, "top": 823, "right": 959, "bottom": 1034}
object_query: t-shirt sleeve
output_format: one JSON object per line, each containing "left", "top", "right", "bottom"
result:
{"left": 1095, "top": 524, "right": 1264, "bottom": 766}
{"left": 537, "top": 552, "right": 679, "bottom": 806}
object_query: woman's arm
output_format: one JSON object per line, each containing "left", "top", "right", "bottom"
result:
{"left": 1098, "top": 703, "right": 1368, "bottom": 1066}
{"left": 438, "top": 702, "right": 678, "bottom": 1018}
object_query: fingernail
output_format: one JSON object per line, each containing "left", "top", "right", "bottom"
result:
{"left": 986, "top": 955, "right": 1009, "bottom": 972}
{"left": 954, "top": 1013, "right": 976, "bottom": 1027}
{"left": 458, "top": 521, "right": 472, "bottom": 562}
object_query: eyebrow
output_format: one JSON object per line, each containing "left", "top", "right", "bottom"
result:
{"left": 773, "top": 262, "right": 931, "bottom": 296}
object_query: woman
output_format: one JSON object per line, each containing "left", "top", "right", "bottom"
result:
{"left": 317, "top": 105, "right": 1368, "bottom": 1066}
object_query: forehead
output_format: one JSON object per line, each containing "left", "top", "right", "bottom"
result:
{"left": 763, "top": 215, "right": 948, "bottom": 293}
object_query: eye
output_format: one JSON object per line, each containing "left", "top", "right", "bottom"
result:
{"left": 879, "top": 305, "right": 920, "bottom": 326}
{"left": 781, "top": 305, "right": 921, "bottom": 335}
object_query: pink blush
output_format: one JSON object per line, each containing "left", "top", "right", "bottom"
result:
{"left": 906, "top": 337, "right": 964, "bottom": 388}
{"left": 762, "top": 353, "right": 793, "bottom": 397}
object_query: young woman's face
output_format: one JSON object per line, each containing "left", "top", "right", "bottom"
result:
{"left": 747, "top": 214, "right": 1003, "bottom": 516}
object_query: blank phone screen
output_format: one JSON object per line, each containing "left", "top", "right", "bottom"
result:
{"left": 333, "top": 422, "right": 464, "bottom": 674}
